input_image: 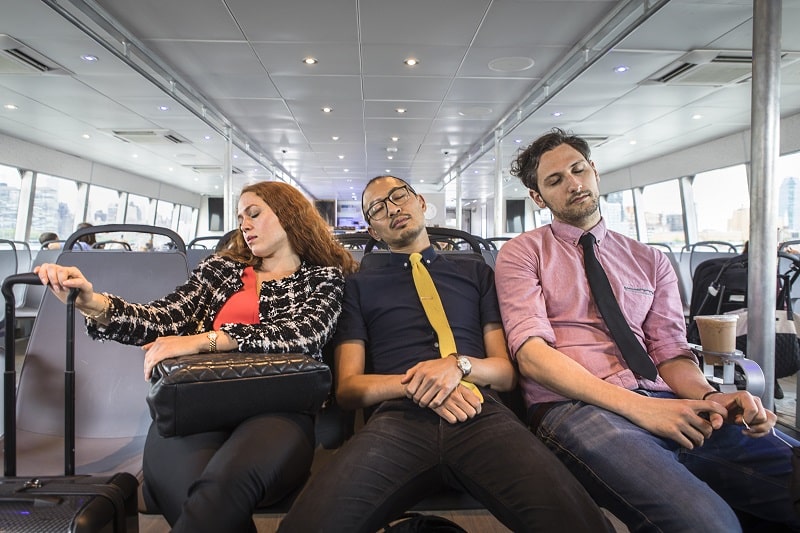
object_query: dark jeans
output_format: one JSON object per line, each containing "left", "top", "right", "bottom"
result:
{"left": 536, "top": 394, "right": 800, "bottom": 532}
{"left": 278, "top": 396, "right": 611, "bottom": 533}
{"left": 143, "top": 412, "right": 315, "bottom": 533}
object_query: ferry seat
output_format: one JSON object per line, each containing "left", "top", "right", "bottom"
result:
{"left": 0, "top": 224, "right": 190, "bottom": 478}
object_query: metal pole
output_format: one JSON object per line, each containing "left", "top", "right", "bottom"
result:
{"left": 223, "top": 127, "right": 234, "bottom": 231}
{"left": 748, "top": 0, "right": 781, "bottom": 408}
{"left": 494, "top": 130, "right": 504, "bottom": 237}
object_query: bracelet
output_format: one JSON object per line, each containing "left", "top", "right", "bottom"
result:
{"left": 80, "top": 294, "right": 109, "bottom": 320}
{"left": 702, "top": 390, "right": 722, "bottom": 401}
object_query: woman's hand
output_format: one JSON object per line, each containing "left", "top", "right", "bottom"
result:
{"left": 142, "top": 334, "right": 208, "bottom": 380}
{"left": 34, "top": 263, "right": 95, "bottom": 307}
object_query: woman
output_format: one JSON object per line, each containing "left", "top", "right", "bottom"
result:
{"left": 35, "top": 181, "right": 359, "bottom": 533}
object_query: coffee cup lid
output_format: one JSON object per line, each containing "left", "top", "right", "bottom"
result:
{"left": 695, "top": 314, "right": 738, "bottom": 323}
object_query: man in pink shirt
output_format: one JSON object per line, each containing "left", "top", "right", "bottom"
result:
{"left": 495, "top": 128, "right": 800, "bottom": 532}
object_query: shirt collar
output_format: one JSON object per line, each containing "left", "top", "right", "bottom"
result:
{"left": 389, "top": 245, "right": 438, "bottom": 269}
{"left": 551, "top": 217, "right": 608, "bottom": 247}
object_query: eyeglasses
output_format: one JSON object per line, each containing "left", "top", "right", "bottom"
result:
{"left": 364, "top": 185, "right": 415, "bottom": 221}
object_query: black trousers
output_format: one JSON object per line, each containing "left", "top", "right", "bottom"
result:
{"left": 142, "top": 412, "right": 315, "bottom": 533}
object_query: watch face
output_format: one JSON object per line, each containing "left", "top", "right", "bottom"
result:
{"left": 457, "top": 356, "right": 471, "bottom": 376}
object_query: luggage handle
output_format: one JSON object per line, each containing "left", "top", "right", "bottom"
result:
{"left": 2, "top": 273, "right": 79, "bottom": 477}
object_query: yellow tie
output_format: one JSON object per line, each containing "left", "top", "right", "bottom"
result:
{"left": 409, "top": 252, "right": 483, "bottom": 402}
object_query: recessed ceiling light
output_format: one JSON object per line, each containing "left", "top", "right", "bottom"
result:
{"left": 552, "top": 111, "right": 564, "bottom": 117}
{"left": 487, "top": 56, "right": 534, "bottom": 72}
{"left": 302, "top": 57, "right": 318, "bottom": 65}
{"left": 391, "top": 136, "right": 399, "bottom": 142}
{"left": 332, "top": 136, "right": 339, "bottom": 141}
{"left": 81, "top": 54, "right": 98, "bottom": 62}
{"left": 692, "top": 114, "right": 703, "bottom": 120}
{"left": 344, "top": 169, "right": 349, "bottom": 172}
{"left": 404, "top": 58, "right": 419, "bottom": 67}
{"left": 386, "top": 146, "right": 398, "bottom": 153}
{"left": 419, "top": 179, "right": 425, "bottom": 183}
{"left": 338, "top": 155, "right": 344, "bottom": 159}
{"left": 158, "top": 105, "right": 169, "bottom": 111}
{"left": 458, "top": 106, "right": 493, "bottom": 117}
{"left": 81, "top": 134, "right": 91, "bottom": 139}
{"left": 395, "top": 108, "right": 406, "bottom": 114}
{"left": 3, "top": 104, "right": 18, "bottom": 110}
{"left": 629, "top": 140, "right": 637, "bottom": 145}
{"left": 614, "top": 65, "right": 630, "bottom": 73}
{"left": 322, "top": 106, "right": 333, "bottom": 113}
{"left": 387, "top": 155, "right": 393, "bottom": 160}
{"left": 204, "top": 135, "right": 211, "bottom": 140}
{"left": 514, "top": 139, "right": 522, "bottom": 143}
{"left": 132, "top": 154, "right": 139, "bottom": 158}
{"left": 233, "top": 154, "right": 238, "bottom": 159}
{"left": 385, "top": 169, "right": 391, "bottom": 173}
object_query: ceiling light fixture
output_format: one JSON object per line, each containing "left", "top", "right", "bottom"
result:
{"left": 302, "top": 57, "right": 318, "bottom": 65}
{"left": 158, "top": 105, "right": 169, "bottom": 111}
{"left": 404, "top": 58, "right": 419, "bottom": 66}
{"left": 332, "top": 136, "right": 339, "bottom": 141}
{"left": 81, "top": 133, "right": 91, "bottom": 139}
{"left": 395, "top": 108, "right": 406, "bottom": 114}
{"left": 391, "top": 136, "right": 399, "bottom": 142}
{"left": 338, "top": 155, "right": 344, "bottom": 159}
{"left": 322, "top": 106, "right": 333, "bottom": 113}
{"left": 552, "top": 111, "right": 564, "bottom": 117}
{"left": 3, "top": 104, "right": 18, "bottom": 110}
{"left": 81, "top": 54, "right": 98, "bottom": 62}
{"left": 692, "top": 114, "right": 703, "bottom": 120}
{"left": 387, "top": 155, "right": 393, "bottom": 160}
{"left": 614, "top": 65, "right": 630, "bottom": 73}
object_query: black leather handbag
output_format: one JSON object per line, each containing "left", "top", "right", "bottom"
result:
{"left": 147, "top": 352, "right": 332, "bottom": 437}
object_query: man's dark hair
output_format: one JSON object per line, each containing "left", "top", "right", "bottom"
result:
{"left": 361, "top": 175, "right": 417, "bottom": 219}
{"left": 510, "top": 128, "right": 591, "bottom": 193}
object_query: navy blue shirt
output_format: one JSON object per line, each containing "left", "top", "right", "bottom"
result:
{"left": 335, "top": 246, "right": 501, "bottom": 375}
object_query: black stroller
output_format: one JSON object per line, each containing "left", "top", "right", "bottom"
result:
{"left": 687, "top": 250, "right": 800, "bottom": 398}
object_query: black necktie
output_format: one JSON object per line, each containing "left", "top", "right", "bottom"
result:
{"left": 579, "top": 233, "right": 658, "bottom": 381}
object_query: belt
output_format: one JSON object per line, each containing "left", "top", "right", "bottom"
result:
{"left": 527, "top": 401, "right": 562, "bottom": 430}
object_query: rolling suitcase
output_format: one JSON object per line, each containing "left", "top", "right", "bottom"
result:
{"left": 0, "top": 273, "right": 139, "bottom": 532}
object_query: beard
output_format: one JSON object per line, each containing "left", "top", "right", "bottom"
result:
{"left": 544, "top": 191, "right": 600, "bottom": 226}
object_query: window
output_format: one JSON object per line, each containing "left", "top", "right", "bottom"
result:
{"left": 640, "top": 180, "right": 685, "bottom": 249}
{"left": 155, "top": 199, "right": 174, "bottom": 229}
{"left": 778, "top": 151, "right": 800, "bottom": 243}
{"left": 87, "top": 184, "right": 122, "bottom": 226}
{"left": 692, "top": 164, "right": 749, "bottom": 246}
{"left": 601, "top": 190, "right": 637, "bottom": 239}
{"left": 0, "top": 164, "right": 21, "bottom": 240}
{"left": 534, "top": 208, "right": 552, "bottom": 228}
{"left": 124, "top": 194, "right": 155, "bottom": 249}
{"left": 30, "top": 173, "right": 82, "bottom": 244}
{"left": 176, "top": 205, "right": 198, "bottom": 244}
{"left": 506, "top": 199, "right": 525, "bottom": 234}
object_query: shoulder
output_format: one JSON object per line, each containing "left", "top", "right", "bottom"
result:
{"left": 194, "top": 254, "right": 244, "bottom": 278}
{"left": 301, "top": 263, "right": 344, "bottom": 283}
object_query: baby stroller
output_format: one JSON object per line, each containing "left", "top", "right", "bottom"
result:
{"left": 687, "top": 250, "right": 800, "bottom": 398}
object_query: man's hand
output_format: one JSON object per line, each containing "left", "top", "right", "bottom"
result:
{"left": 431, "top": 384, "right": 482, "bottom": 423}
{"left": 705, "top": 390, "right": 775, "bottom": 437}
{"left": 401, "top": 357, "right": 462, "bottom": 408}
{"left": 625, "top": 395, "right": 729, "bottom": 449}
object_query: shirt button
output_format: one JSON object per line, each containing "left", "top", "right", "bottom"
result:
{"left": 434, "top": 342, "right": 439, "bottom": 348}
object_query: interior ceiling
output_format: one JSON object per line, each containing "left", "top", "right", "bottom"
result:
{"left": 1, "top": 0, "right": 800, "bottom": 203}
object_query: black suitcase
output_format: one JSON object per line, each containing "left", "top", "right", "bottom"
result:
{"left": 0, "top": 273, "right": 139, "bottom": 532}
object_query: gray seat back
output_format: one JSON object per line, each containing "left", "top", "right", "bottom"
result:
{"left": 1, "top": 227, "right": 190, "bottom": 475}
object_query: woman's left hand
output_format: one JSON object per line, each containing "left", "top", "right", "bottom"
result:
{"left": 142, "top": 334, "right": 206, "bottom": 380}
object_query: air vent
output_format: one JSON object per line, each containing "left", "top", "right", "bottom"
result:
{"left": 107, "top": 129, "right": 191, "bottom": 145}
{"left": 0, "top": 35, "right": 69, "bottom": 75}
{"left": 579, "top": 135, "right": 612, "bottom": 148}
{"left": 185, "top": 165, "right": 243, "bottom": 175}
{"left": 647, "top": 49, "right": 800, "bottom": 86}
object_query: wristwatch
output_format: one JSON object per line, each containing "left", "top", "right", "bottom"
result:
{"left": 207, "top": 331, "right": 218, "bottom": 353}
{"left": 454, "top": 355, "right": 472, "bottom": 377}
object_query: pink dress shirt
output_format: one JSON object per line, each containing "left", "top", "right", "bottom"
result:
{"left": 495, "top": 218, "right": 696, "bottom": 406}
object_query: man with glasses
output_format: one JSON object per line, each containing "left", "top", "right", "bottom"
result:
{"left": 495, "top": 129, "right": 800, "bottom": 531}
{"left": 278, "top": 175, "right": 611, "bottom": 532}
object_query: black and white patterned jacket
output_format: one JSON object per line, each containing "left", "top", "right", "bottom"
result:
{"left": 87, "top": 254, "right": 345, "bottom": 360}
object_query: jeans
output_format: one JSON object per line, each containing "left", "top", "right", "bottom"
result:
{"left": 536, "top": 392, "right": 800, "bottom": 532}
{"left": 143, "top": 412, "right": 315, "bottom": 533}
{"left": 278, "top": 396, "right": 612, "bottom": 533}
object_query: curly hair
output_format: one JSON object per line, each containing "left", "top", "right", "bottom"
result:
{"left": 510, "top": 128, "right": 591, "bottom": 193}
{"left": 217, "top": 181, "right": 358, "bottom": 275}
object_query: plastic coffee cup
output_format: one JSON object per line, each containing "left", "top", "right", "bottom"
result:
{"left": 695, "top": 315, "right": 738, "bottom": 354}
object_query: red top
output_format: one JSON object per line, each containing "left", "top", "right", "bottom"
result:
{"left": 213, "top": 266, "right": 260, "bottom": 329}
